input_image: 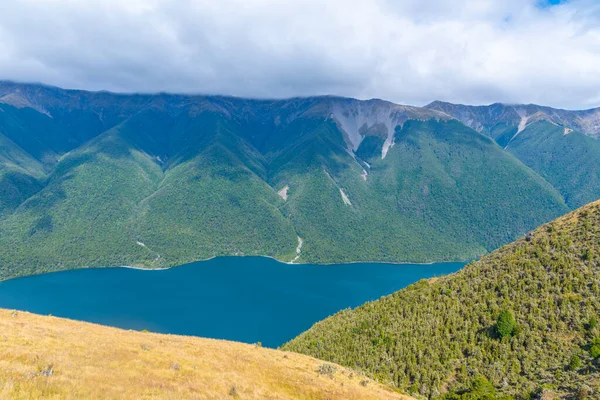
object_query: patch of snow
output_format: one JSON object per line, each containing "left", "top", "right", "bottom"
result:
{"left": 361, "top": 169, "right": 368, "bottom": 181}
{"left": 564, "top": 127, "right": 573, "bottom": 136}
{"left": 340, "top": 189, "right": 351, "bottom": 206}
{"left": 277, "top": 185, "right": 289, "bottom": 201}
{"left": 136, "top": 241, "right": 146, "bottom": 247}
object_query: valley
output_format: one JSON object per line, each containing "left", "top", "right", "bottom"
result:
{"left": 1, "top": 82, "right": 600, "bottom": 398}
{"left": 2, "top": 1, "right": 599, "bottom": 398}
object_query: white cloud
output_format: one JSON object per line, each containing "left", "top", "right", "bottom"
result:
{"left": 0, "top": 0, "right": 599, "bottom": 109}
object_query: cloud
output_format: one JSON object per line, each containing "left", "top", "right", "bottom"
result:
{"left": 0, "top": 0, "right": 599, "bottom": 109}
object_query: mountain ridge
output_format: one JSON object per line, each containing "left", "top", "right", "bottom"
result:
{"left": 426, "top": 100, "right": 600, "bottom": 140}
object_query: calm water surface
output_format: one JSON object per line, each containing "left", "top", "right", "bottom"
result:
{"left": 0, "top": 257, "right": 466, "bottom": 347}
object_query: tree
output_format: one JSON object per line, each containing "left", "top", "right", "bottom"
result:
{"left": 568, "top": 355, "right": 581, "bottom": 371}
{"left": 471, "top": 375, "right": 496, "bottom": 396}
{"left": 495, "top": 310, "right": 516, "bottom": 339}
{"left": 590, "top": 345, "right": 600, "bottom": 359}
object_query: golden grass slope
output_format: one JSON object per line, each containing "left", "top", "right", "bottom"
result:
{"left": 0, "top": 309, "right": 411, "bottom": 400}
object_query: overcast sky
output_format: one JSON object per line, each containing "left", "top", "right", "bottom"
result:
{"left": 0, "top": 0, "right": 599, "bottom": 109}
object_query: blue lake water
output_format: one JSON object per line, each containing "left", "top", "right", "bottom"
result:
{"left": 0, "top": 257, "right": 466, "bottom": 347}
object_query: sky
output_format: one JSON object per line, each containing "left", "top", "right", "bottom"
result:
{"left": 0, "top": 0, "right": 599, "bottom": 109}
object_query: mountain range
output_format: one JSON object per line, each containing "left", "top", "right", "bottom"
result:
{"left": 0, "top": 81, "right": 599, "bottom": 279}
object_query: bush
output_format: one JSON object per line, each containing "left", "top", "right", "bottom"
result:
{"left": 567, "top": 355, "right": 581, "bottom": 371}
{"left": 317, "top": 363, "right": 337, "bottom": 378}
{"left": 437, "top": 376, "right": 502, "bottom": 400}
{"left": 471, "top": 375, "right": 496, "bottom": 395}
{"left": 495, "top": 310, "right": 516, "bottom": 339}
{"left": 590, "top": 344, "right": 600, "bottom": 359}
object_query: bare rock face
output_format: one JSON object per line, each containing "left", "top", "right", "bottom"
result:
{"left": 327, "top": 98, "right": 449, "bottom": 158}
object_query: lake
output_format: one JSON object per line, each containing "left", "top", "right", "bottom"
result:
{"left": 0, "top": 257, "right": 466, "bottom": 347}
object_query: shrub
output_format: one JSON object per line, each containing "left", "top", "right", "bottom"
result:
{"left": 471, "top": 375, "right": 496, "bottom": 395}
{"left": 590, "top": 345, "right": 600, "bottom": 359}
{"left": 576, "top": 385, "right": 591, "bottom": 400}
{"left": 317, "top": 363, "right": 337, "bottom": 378}
{"left": 495, "top": 310, "right": 516, "bottom": 339}
{"left": 567, "top": 355, "right": 581, "bottom": 371}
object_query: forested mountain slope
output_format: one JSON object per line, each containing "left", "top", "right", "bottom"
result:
{"left": 427, "top": 101, "right": 600, "bottom": 208}
{"left": 0, "top": 82, "right": 574, "bottom": 279}
{"left": 284, "top": 200, "right": 600, "bottom": 399}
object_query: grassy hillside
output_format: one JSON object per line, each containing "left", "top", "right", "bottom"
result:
{"left": 284, "top": 200, "right": 600, "bottom": 399}
{"left": 0, "top": 309, "right": 410, "bottom": 400}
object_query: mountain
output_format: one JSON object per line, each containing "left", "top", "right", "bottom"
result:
{"left": 427, "top": 101, "right": 600, "bottom": 208}
{"left": 0, "top": 309, "right": 410, "bottom": 400}
{"left": 0, "top": 133, "right": 45, "bottom": 213}
{"left": 284, "top": 200, "right": 600, "bottom": 399}
{"left": 426, "top": 101, "right": 600, "bottom": 141}
{"left": 0, "top": 82, "right": 570, "bottom": 280}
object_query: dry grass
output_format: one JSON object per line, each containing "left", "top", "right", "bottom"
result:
{"left": 0, "top": 309, "right": 412, "bottom": 400}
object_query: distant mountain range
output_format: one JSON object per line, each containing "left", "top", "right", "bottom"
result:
{"left": 0, "top": 81, "right": 598, "bottom": 279}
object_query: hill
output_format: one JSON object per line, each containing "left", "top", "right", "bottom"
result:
{"left": 284, "top": 200, "right": 600, "bottom": 399}
{"left": 0, "top": 82, "right": 571, "bottom": 280}
{"left": 0, "top": 308, "right": 410, "bottom": 400}
{"left": 427, "top": 101, "right": 600, "bottom": 208}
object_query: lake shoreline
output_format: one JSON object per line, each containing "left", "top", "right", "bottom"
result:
{"left": 116, "top": 254, "right": 473, "bottom": 272}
